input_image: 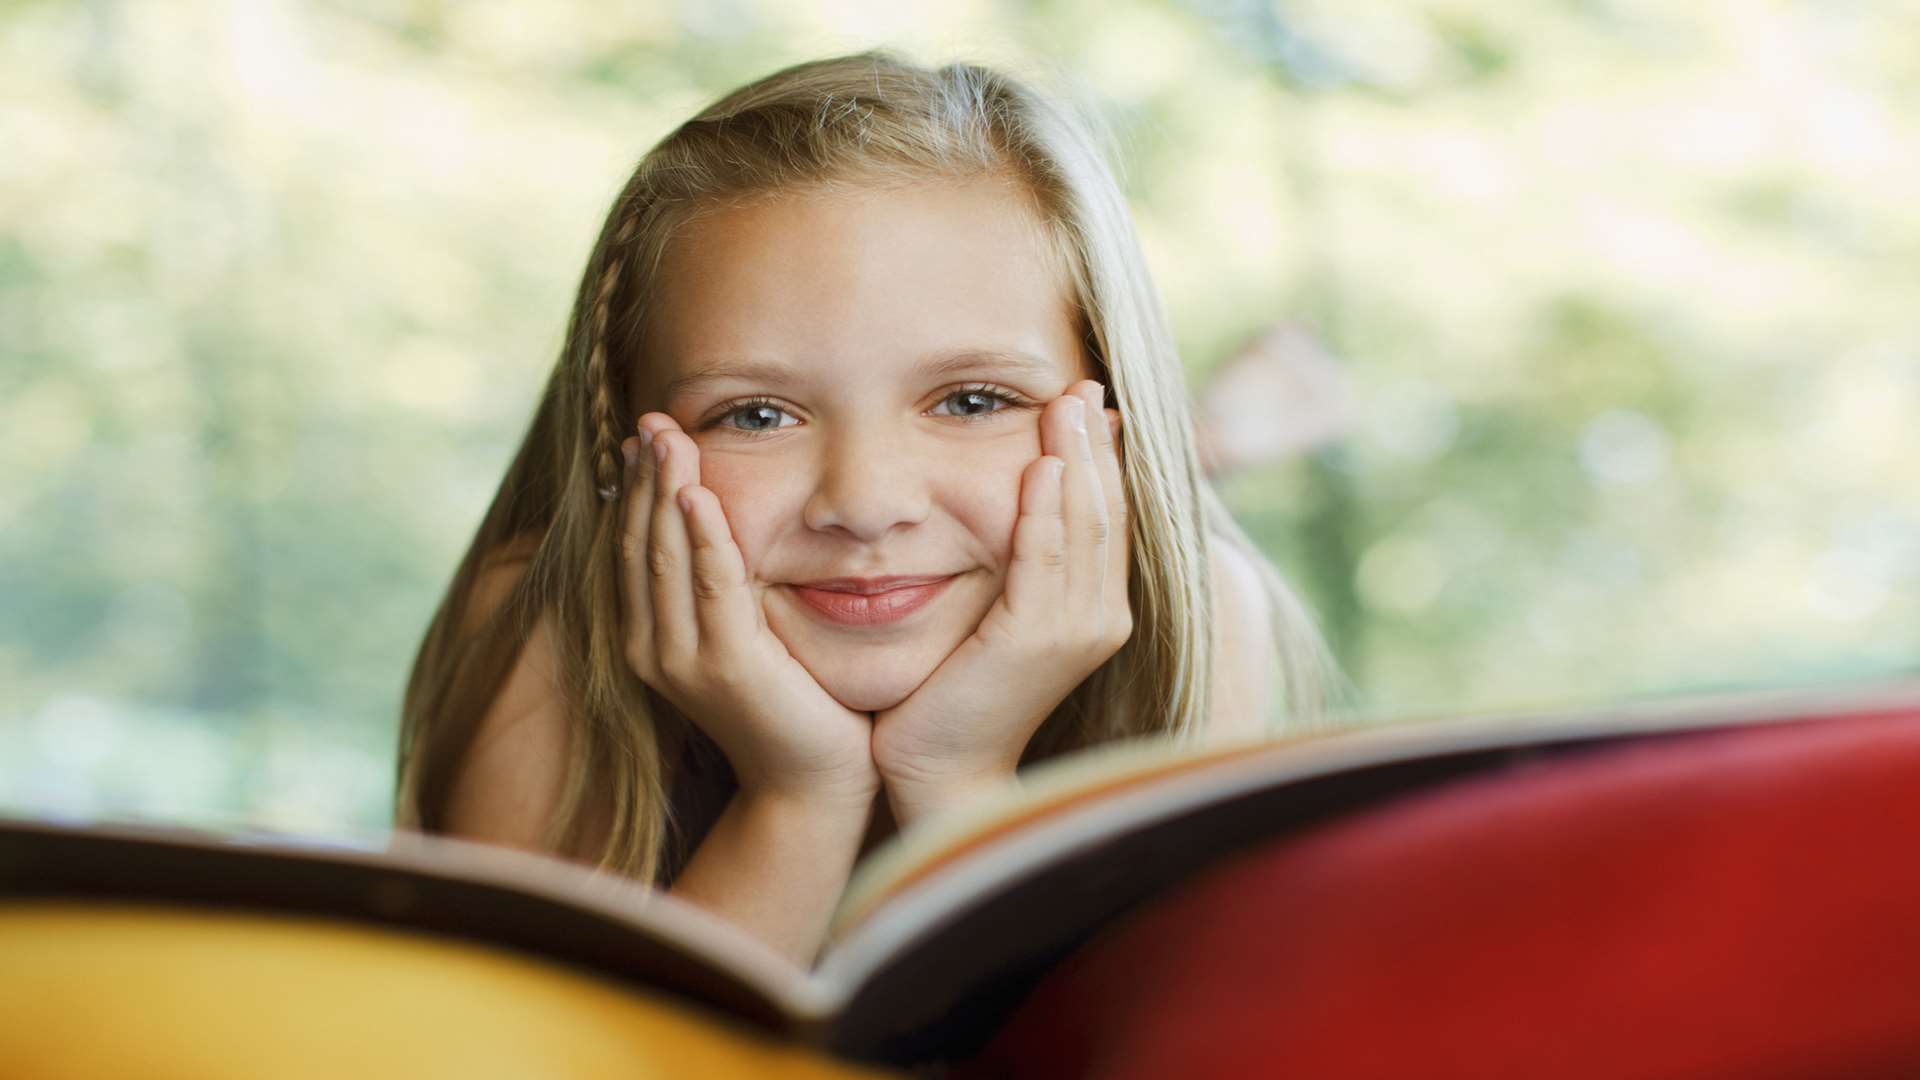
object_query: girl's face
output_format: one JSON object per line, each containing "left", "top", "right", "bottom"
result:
{"left": 636, "top": 176, "right": 1094, "bottom": 712}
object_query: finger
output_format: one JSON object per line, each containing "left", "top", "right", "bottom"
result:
{"left": 677, "top": 483, "right": 759, "bottom": 655}
{"left": 1078, "top": 382, "right": 1128, "bottom": 535}
{"left": 618, "top": 426, "right": 658, "bottom": 668}
{"left": 1005, "top": 454, "right": 1068, "bottom": 614}
{"left": 1078, "top": 381, "right": 1132, "bottom": 608}
{"left": 1047, "top": 390, "right": 1107, "bottom": 595}
{"left": 648, "top": 426, "right": 699, "bottom": 668}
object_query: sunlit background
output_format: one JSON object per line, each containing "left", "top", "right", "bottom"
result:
{"left": 4, "top": 0, "right": 1917, "bottom": 837}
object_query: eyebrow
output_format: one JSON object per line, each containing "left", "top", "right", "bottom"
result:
{"left": 664, "top": 347, "right": 1061, "bottom": 398}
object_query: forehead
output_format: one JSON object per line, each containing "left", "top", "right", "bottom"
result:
{"left": 634, "top": 176, "right": 1085, "bottom": 405}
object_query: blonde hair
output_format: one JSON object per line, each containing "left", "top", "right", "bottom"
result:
{"left": 395, "top": 50, "right": 1332, "bottom": 883}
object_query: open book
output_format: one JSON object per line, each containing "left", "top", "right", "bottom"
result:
{"left": 3, "top": 679, "right": 1913, "bottom": 1067}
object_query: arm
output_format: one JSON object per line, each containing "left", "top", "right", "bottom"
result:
{"left": 1204, "top": 536, "right": 1280, "bottom": 743}
{"left": 666, "top": 787, "right": 873, "bottom": 966}
{"left": 440, "top": 564, "right": 869, "bottom": 968}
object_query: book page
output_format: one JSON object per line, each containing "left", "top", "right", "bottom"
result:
{"left": 804, "top": 678, "right": 1917, "bottom": 1061}
{"left": 831, "top": 733, "right": 1299, "bottom": 935}
{"left": 827, "top": 676, "right": 1920, "bottom": 970}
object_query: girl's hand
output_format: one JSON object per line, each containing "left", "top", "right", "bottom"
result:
{"left": 870, "top": 380, "right": 1132, "bottom": 826}
{"left": 619, "top": 414, "right": 880, "bottom": 810}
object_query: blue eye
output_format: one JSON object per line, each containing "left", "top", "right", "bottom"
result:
{"left": 932, "top": 387, "right": 1018, "bottom": 419}
{"left": 719, "top": 401, "right": 797, "bottom": 434}
{"left": 704, "top": 384, "right": 1028, "bottom": 437}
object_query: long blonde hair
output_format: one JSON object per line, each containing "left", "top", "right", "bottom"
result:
{"left": 395, "top": 51, "right": 1332, "bottom": 883}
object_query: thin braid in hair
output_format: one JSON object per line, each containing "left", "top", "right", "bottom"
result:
{"left": 591, "top": 214, "right": 643, "bottom": 502}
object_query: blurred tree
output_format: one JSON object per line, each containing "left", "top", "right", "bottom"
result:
{"left": 1, "top": 0, "right": 1915, "bottom": 833}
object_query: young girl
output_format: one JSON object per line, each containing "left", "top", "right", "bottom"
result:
{"left": 394, "top": 51, "right": 1332, "bottom": 965}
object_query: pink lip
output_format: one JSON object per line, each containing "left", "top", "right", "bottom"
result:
{"left": 788, "top": 575, "right": 956, "bottom": 627}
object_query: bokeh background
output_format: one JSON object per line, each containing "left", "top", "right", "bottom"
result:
{"left": 4, "top": 0, "right": 1917, "bottom": 837}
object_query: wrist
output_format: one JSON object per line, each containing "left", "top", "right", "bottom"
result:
{"left": 881, "top": 765, "right": 1018, "bottom": 829}
{"left": 730, "top": 749, "right": 881, "bottom": 816}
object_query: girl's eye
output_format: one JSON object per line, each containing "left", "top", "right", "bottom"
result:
{"left": 705, "top": 385, "right": 1026, "bottom": 435}
{"left": 716, "top": 401, "right": 798, "bottom": 434}
{"left": 931, "top": 386, "right": 1020, "bottom": 419}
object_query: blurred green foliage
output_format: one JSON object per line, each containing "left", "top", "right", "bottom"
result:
{"left": 2, "top": 0, "right": 1916, "bottom": 836}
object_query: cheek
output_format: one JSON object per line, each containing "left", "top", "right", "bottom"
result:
{"left": 939, "top": 445, "right": 1030, "bottom": 563}
{"left": 698, "top": 455, "right": 801, "bottom": 572}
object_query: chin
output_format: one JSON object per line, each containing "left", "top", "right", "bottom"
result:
{"left": 794, "top": 640, "right": 953, "bottom": 713}
{"left": 815, "top": 665, "right": 928, "bottom": 713}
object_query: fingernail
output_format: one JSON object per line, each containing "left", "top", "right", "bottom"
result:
{"left": 638, "top": 427, "right": 654, "bottom": 449}
{"left": 621, "top": 439, "right": 638, "bottom": 468}
{"left": 1065, "top": 396, "right": 1086, "bottom": 432}
{"left": 654, "top": 437, "right": 668, "bottom": 464}
{"left": 677, "top": 492, "right": 692, "bottom": 515}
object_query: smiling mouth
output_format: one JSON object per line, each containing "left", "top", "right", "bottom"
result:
{"left": 787, "top": 575, "right": 957, "bottom": 627}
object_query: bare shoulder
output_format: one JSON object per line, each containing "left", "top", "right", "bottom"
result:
{"left": 441, "top": 541, "right": 606, "bottom": 857}
{"left": 457, "top": 534, "right": 542, "bottom": 639}
{"left": 1205, "top": 535, "right": 1279, "bottom": 742}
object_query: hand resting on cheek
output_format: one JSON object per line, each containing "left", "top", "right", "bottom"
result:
{"left": 620, "top": 379, "right": 1131, "bottom": 831}
{"left": 869, "top": 379, "right": 1132, "bottom": 826}
{"left": 618, "top": 419, "right": 880, "bottom": 813}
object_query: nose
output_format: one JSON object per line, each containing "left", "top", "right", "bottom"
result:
{"left": 802, "top": 424, "right": 932, "bottom": 542}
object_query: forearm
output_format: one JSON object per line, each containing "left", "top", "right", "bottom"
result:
{"left": 667, "top": 788, "right": 874, "bottom": 968}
